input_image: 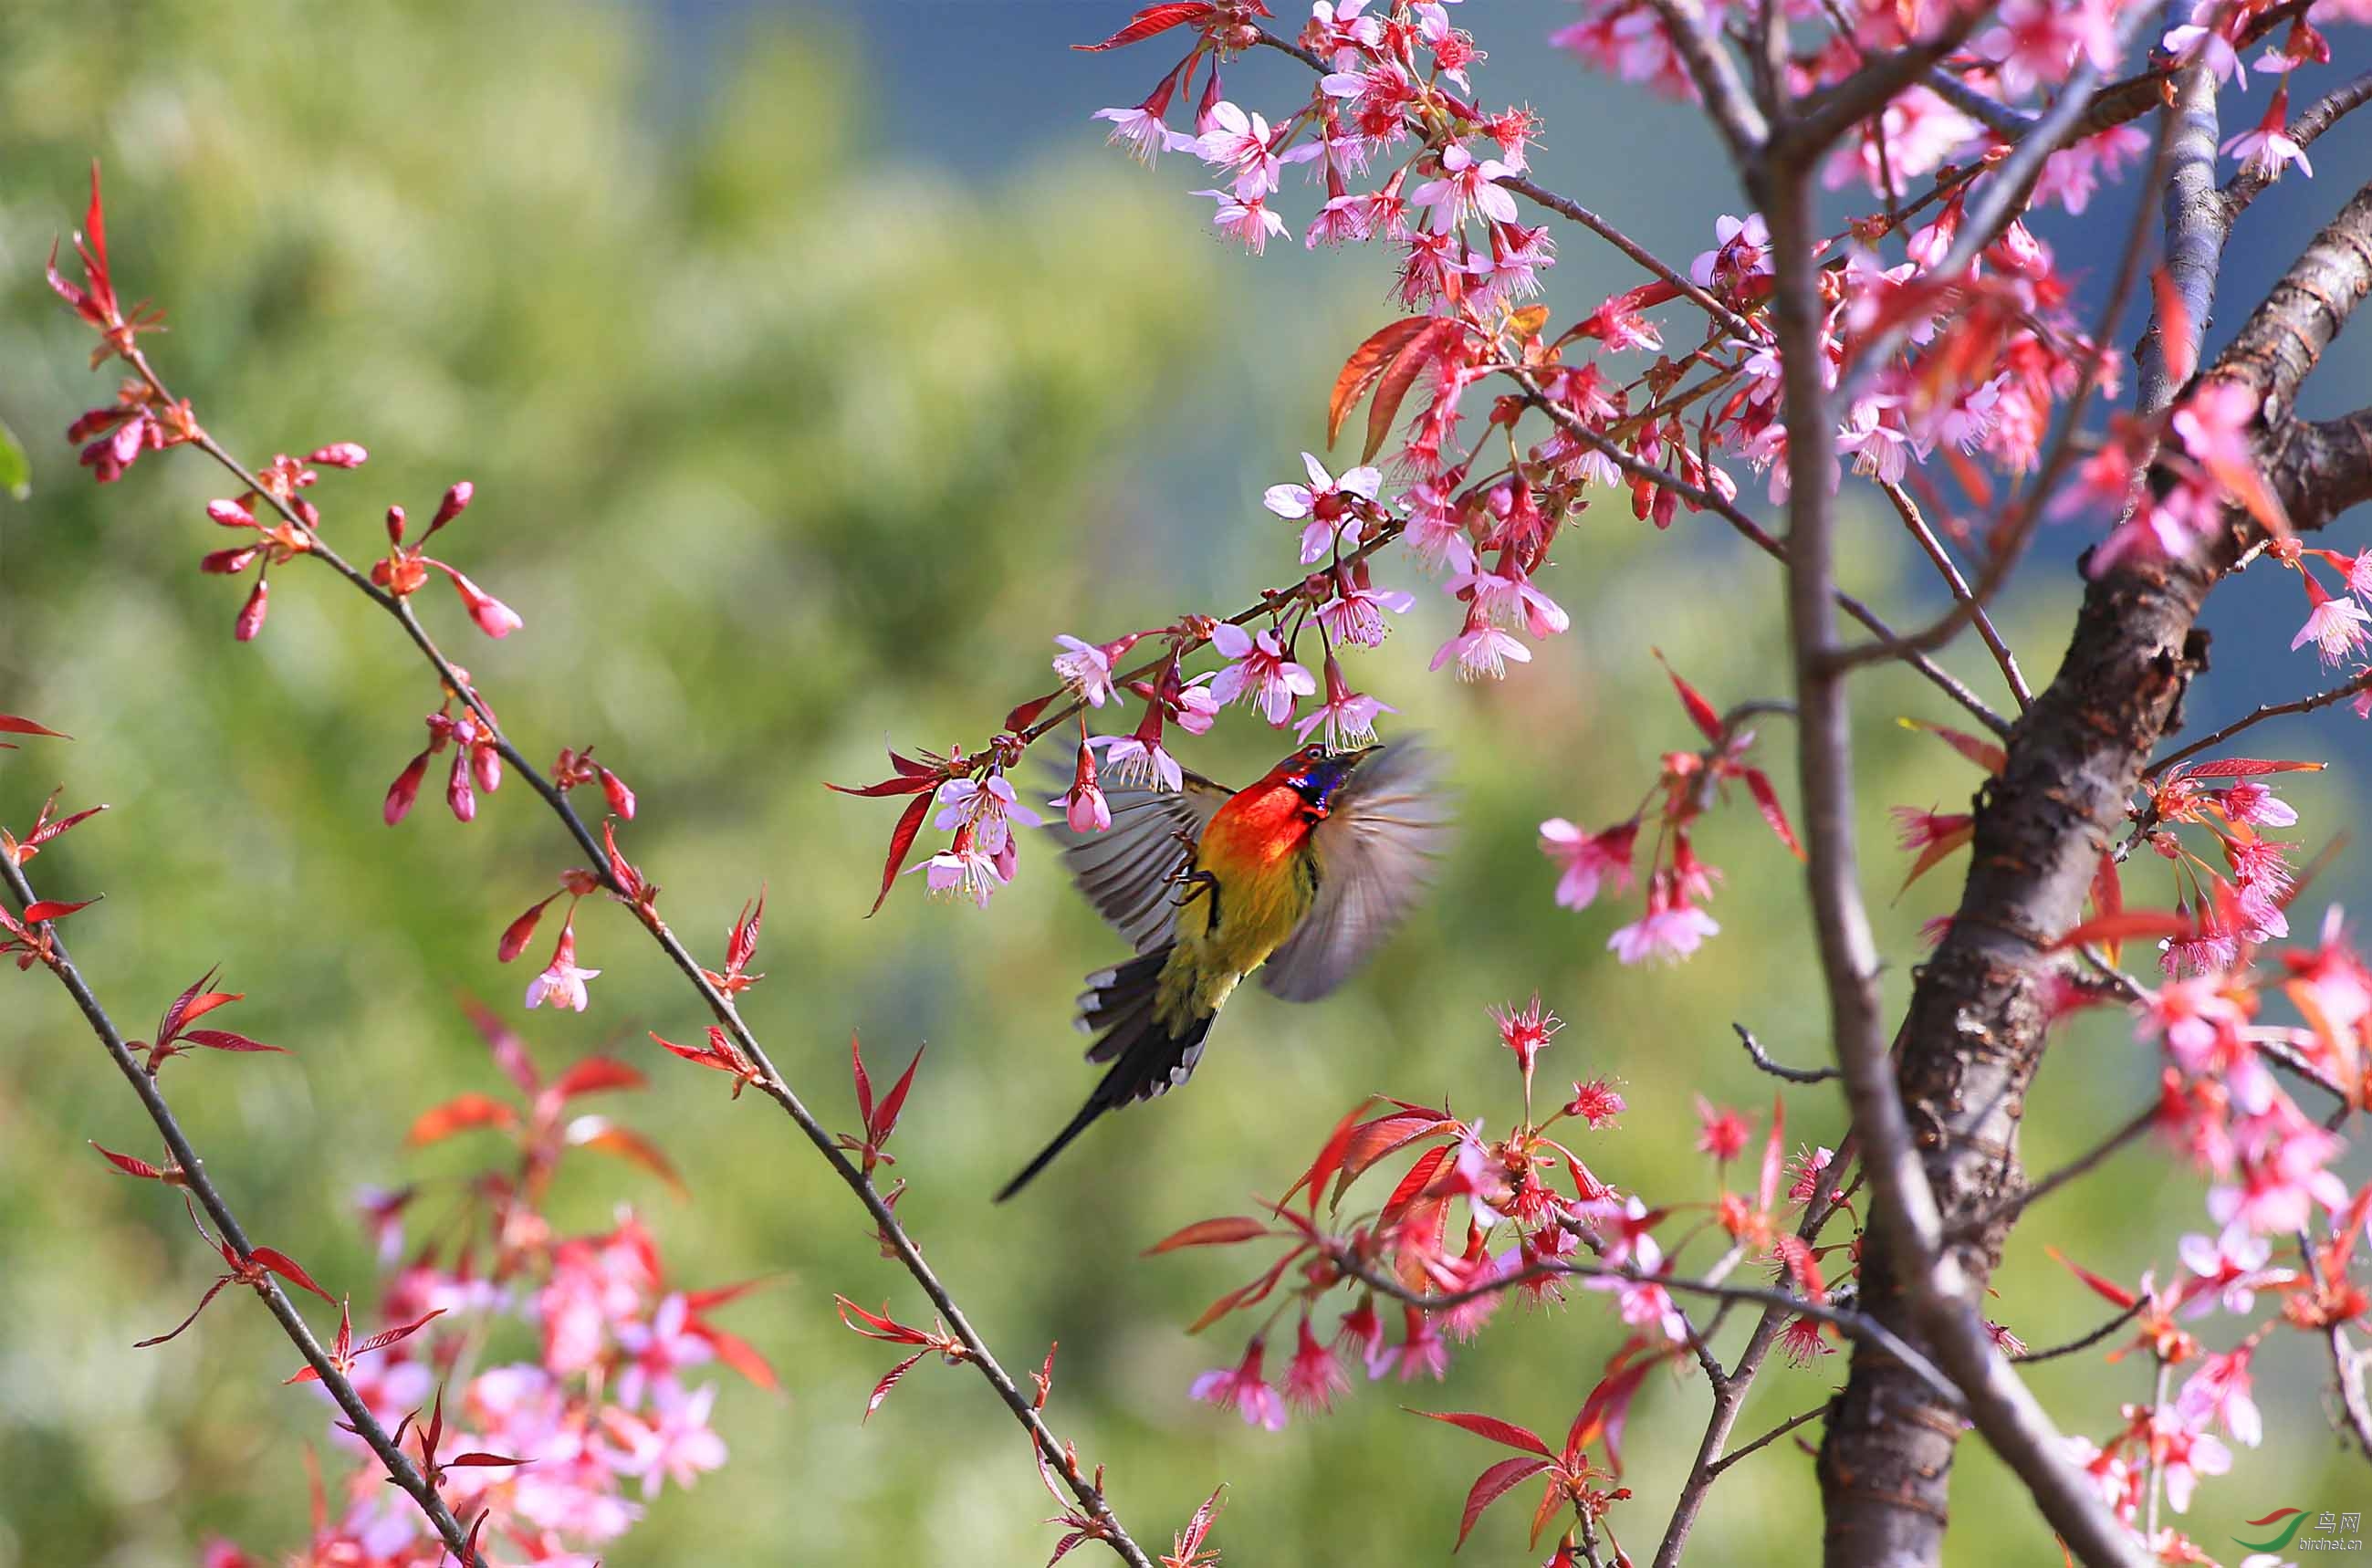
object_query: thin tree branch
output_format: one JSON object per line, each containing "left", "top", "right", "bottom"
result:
{"left": 2145, "top": 666, "right": 2372, "bottom": 777}
{"left": 2136, "top": 3, "right": 2223, "bottom": 420}
{"left": 1734, "top": 1022, "right": 1842, "bottom": 1083}
{"left": 111, "top": 350, "right": 1158, "bottom": 1568}
{"left": 0, "top": 857, "right": 476, "bottom": 1563}
{"left": 1777, "top": 7, "right": 1994, "bottom": 160}
{"left": 2013, "top": 1303, "right": 2144, "bottom": 1365}
{"left": 1706, "top": 1404, "right": 1829, "bottom": 1477}
{"left": 1950, "top": 1102, "right": 2160, "bottom": 1239}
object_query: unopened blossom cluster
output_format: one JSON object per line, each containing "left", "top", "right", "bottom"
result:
{"left": 1152, "top": 993, "right": 1855, "bottom": 1558}
{"left": 199, "top": 1026, "right": 764, "bottom": 1568}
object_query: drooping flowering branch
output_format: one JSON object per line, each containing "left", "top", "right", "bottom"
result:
{"left": 0, "top": 822, "right": 479, "bottom": 1563}
{"left": 41, "top": 171, "right": 1163, "bottom": 1568}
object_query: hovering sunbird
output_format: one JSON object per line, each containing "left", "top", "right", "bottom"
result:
{"left": 997, "top": 739, "right": 1449, "bottom": 1200}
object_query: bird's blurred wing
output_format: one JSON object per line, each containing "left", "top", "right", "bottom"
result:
{"left": 1260, "top": 739, "right": 1452, "bottom": 1001}
{"left": 1047, "top": 768, "right": 1233, "bottom": 953}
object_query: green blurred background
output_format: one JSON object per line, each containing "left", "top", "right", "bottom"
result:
{"left": 4, "top": 2, "right": 2370, "bottom": 1563}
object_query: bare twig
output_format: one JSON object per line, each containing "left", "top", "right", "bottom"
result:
{"left": 1705, "top": 1403, "right": 1828, "bottom": 1477}
{"left": 1733, "top": 1022, "right": 1841, "bottom": 1084}
{"left": 0, "top": 858, "right": 476, "bottom": 1562}
{"left": 1951, "top": 1102, "right": 2160, "bottom": 1238}
{"left": 2013, "top": 1302, "right": 2144, "bottom": 1365}
{"left": 2135, "top": 2, "right": 2224, "bottom": 420}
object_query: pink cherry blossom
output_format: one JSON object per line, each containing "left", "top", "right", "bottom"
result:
{"left": 1208, "top": 622, "right": 1317, "bottom": 725}
{"left": 1189, "top": 1336, "right": 1287, "bottom": 1430}
{"left": 525, "top": 922, "right": 600, "bottom": 1012}
{"left": 1538, "top": 818, "right": 1638, "bottom": 910}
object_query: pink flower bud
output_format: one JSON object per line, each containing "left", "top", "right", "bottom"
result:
{"left": 201, "top": 546, "right": 258, "bottom": 575}
{"left": 307, "top": 442, "right": 369, "bottom": 468}
{"left": 234, "top": 580, "right": 268, "bottom": 643}
{"left": 1061, "top": 741, "right": 1111, "bottom": 833}
{"left": 206, "top": 498, "right": 256, "bottom": 528}
{"left": 447, "top": 752, "right": 477, "bottom": 823}
{"left": 445, "top": 568, "right": 523, "bottom": 639}
{"left": 432, "top": 480, "right": 475, "bottom": 530}
{"left": 598, "top": 765, "right": 637, "bottom": 821}
{"left": 385, "top": 505, "right": 407, "bottom": 544}
{"left": 473, "top": 742, "right": 503, "bottom": 794}
{"left": 498, "top": 893, "right": 559, "bottom": 963}
{"left": 384, "top": 750, "right": 430, "bottom": 825}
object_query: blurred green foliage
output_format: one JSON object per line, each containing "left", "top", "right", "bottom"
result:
{"left": 1, "top": 3, "right": 2365, "bottom": 1565}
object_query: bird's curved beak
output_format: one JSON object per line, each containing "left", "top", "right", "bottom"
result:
{"left": 1334, "top": 743, "right": 1383, "bottom": 767}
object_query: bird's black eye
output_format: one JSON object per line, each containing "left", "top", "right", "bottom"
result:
{"left": 1303, "top": 744, "right": 1326, "bottom": 760}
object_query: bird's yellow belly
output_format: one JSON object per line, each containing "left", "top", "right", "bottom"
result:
{"left": 1155, "top": 851, "right": 1317, "bottom": 1024}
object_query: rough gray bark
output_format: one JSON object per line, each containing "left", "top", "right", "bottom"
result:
{"left": 1817, "top": 181, "right": 2372, "bottom": 1568}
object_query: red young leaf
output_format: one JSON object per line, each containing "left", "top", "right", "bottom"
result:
{"left": 1328, "top": 317, "right": 1435, "bottom": 449}
{"left": 549, "top": 1056, "right": 645, "bottom": 1102}
{"left": 2046, "top": 1246, "right": 2138, "bottom": 1309}
{"left": 836, "top": 1295, "right": 927, "bottom": 1343}
{"left": 565, "top": 1116, "right": 688, "bottom": 1197}
{"left": 447, "top": 1452, "right": 528, "bottom": 1469}
{"left": 1287, "top": 1094, "right": 1378, "bottom": 1211}
{"left": 461, "top": 993, "right": 541, "bottom": 1096}
{"left": 1411, "top": 1408, "right": 1554, "bottom": 1457}
{"left": 1657, "top": 653, "right": 1726, "bottom": 745}
{"left": 1757, "top": 1092, "right": 1787, "bottom": 1215}
{"left": 1144, "top": 1216, "right": 1273, "bottom": 1255}
{"left": 1071, "top": 1, "right": 1214, "bottom": 49}
{"left": 1381, "top": 1142, "right": 1455, "bottom": 1223}
{"left": 1898, "top": 716, "right": 2008, "bottom": 776}
{"left": 2178, "top": 757, "right": 2326, "bottom": 779}
{"left": 1364, "top": 318, "right": 1465, "bottom": 464}
{"left": 89, "top": 1141, "right": 170, "bottom": 1180}
{"left": 2088, "top": 849, "right": 2126, "bottom": 966}
{"left": 182, "top": 1028, "right": 288, "bottom": 1054}
{"left": 354, "top": 1309, "right": 446, "bottom": 1359}
{"left": 1897, "top": 821, "right": 1975, "bottom": 895}
{"left": 1332, "top": 1111, "right": 1457, "bottom": 1204}
{"left": 823, "top": 773, "right": 940, "bottom": 799}
{"left": 251, "top": 1247, "right": 338, "bottom": 1305}
{"left": 850, "top": 1030, "right": 876, "bottom": 1127}
{"left": 2151, "top": 266, "right": 2198, "bottom": 390}
{"left": 870, "top": 1044, "right": 926, "bottom": 1144}
{"left": 1455, "top": 1456, "right": 1555, "bottom": 1551}
{"left": 0, "top": 714, "right": 69, "bottom": 739}
{"left": 2048, "top": 909, "right": 2197, "bottom": 952}
{"left": 1740, "top": 768, "right": 1803, "bottom": 859}
{"left": 867, "top": 792, "right": 936, "bottom": 918}
{"left": 726, "top": 889, "right": 766, "bottom": 972}
{"left": 21, "top": 897, "right": 95, "bottom": 924}
{"left": 406, "top": 1093, "right": 518, "bottom": 1145}
{"left": 1575, "top": 1345, "right": 1659, "bottom": 1475}
{"left": 697, "top": 1323, "right": 780, "bottom": 1391}
{"left": 865, "top": 1347, "right": 932, "bottom": 1420}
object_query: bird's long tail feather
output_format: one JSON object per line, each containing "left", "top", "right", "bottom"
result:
{"left": 997, "top": 946, "right": 1214, "bottom": 1201}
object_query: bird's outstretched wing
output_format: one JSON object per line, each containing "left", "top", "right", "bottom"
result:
{"left": 1045, "top": 768, "right": 1233, "bottom": 953}
{"left": 1260, "top": 739, "right": 1452, "bottom": 1001}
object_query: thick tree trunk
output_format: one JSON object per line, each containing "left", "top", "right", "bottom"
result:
{"left": 1817, "top": 180, "right": 2372, "bottom": 1568}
